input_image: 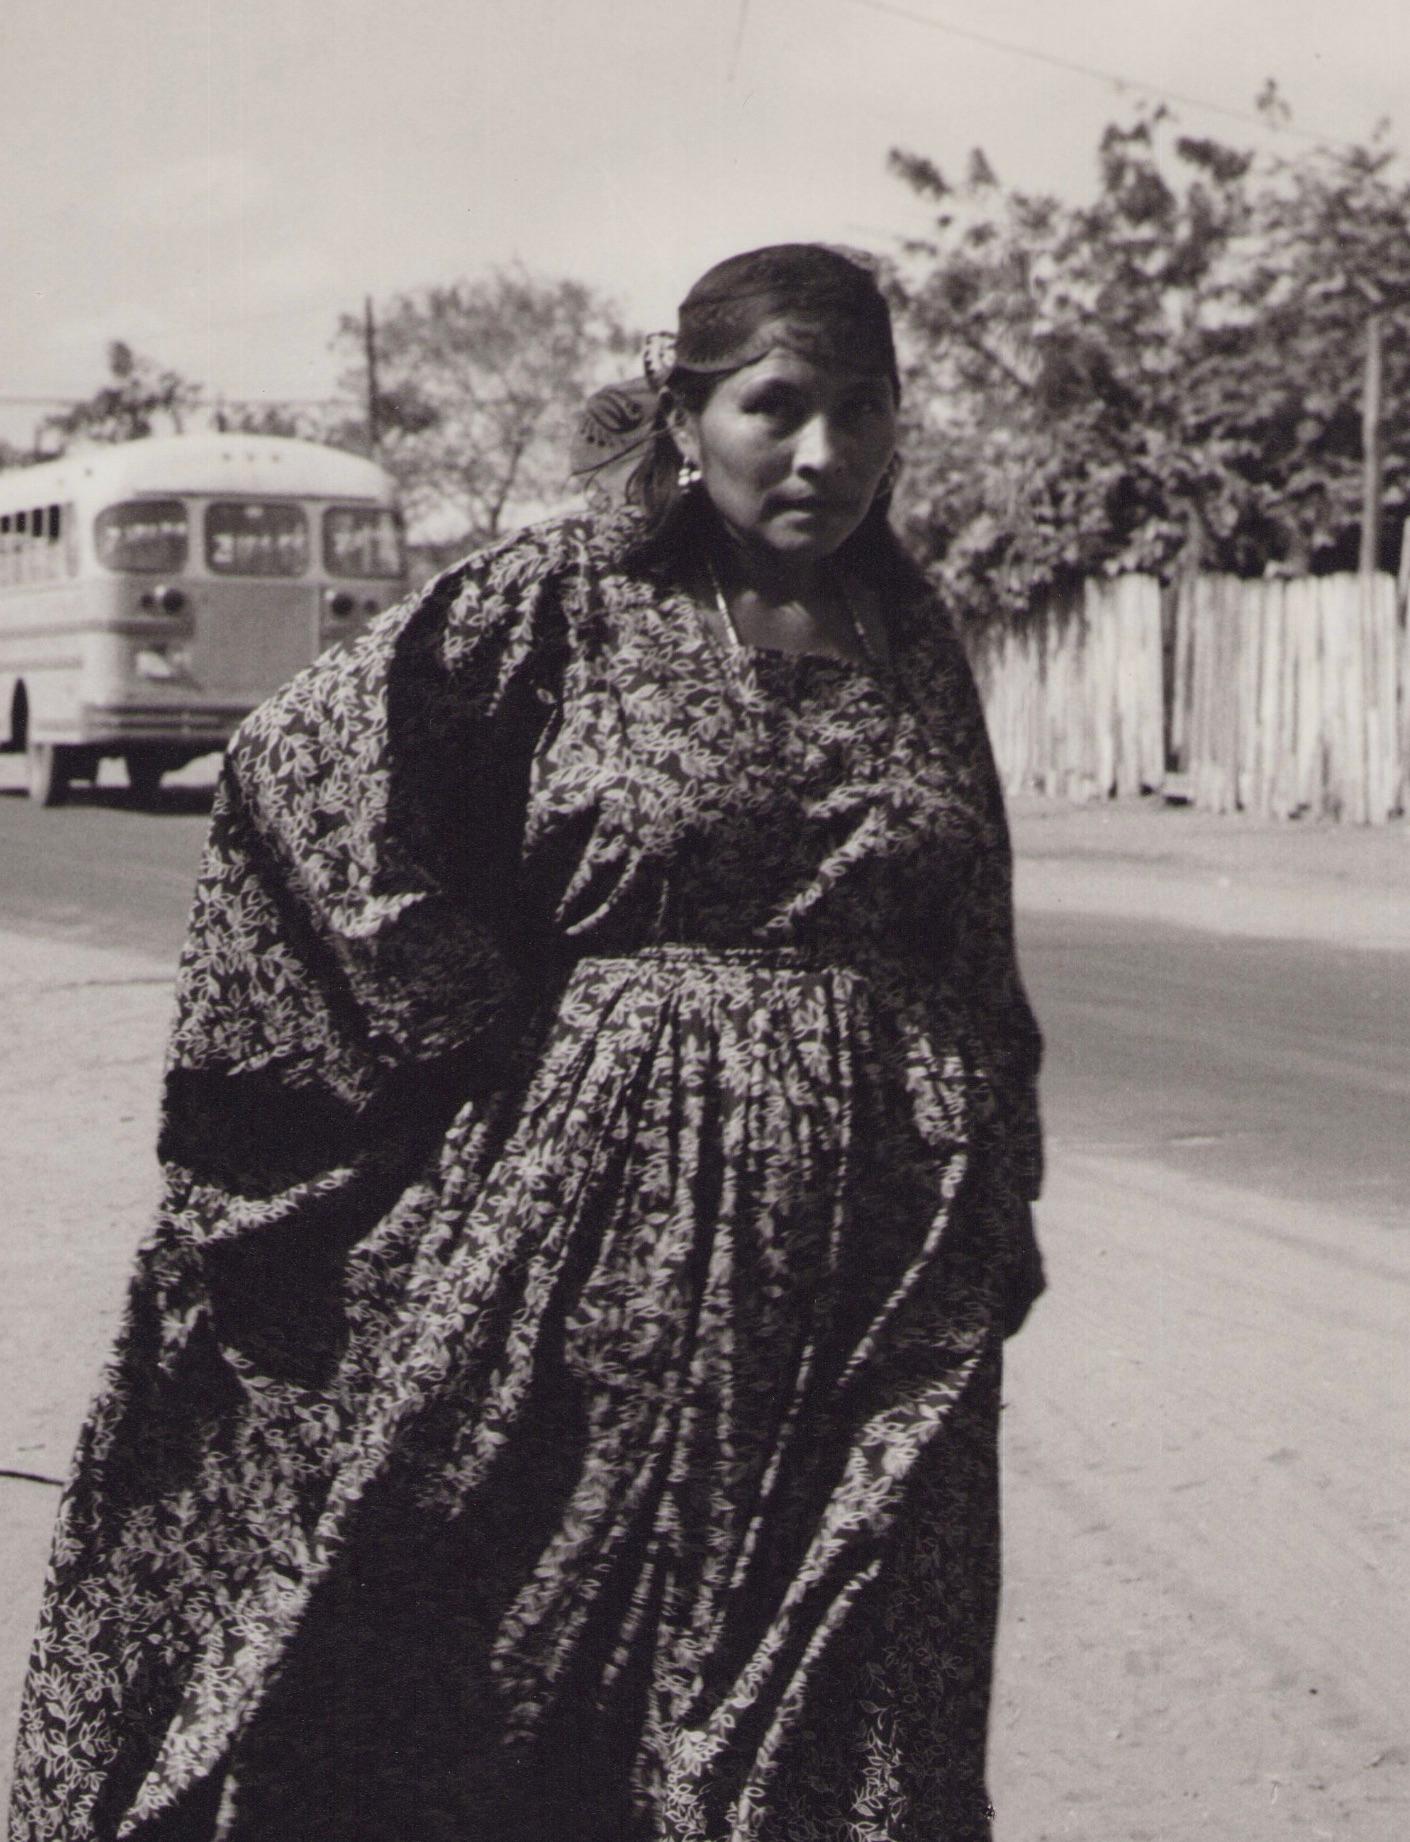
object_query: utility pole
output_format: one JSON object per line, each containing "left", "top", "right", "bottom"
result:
{"left": 364, "top": 295, "right": 381, "bottom": 457}
{"left": 1358, "top": 308, "right": 1384, "bottom": 575}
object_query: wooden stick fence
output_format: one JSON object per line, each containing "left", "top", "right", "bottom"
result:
{"left": 968, "top": 575, "right": 1165, "bottom": 802}
{"left": 971, "top": 570, "right": 1408, "bottom": 823}
{"left": 1169, "top": 572, "right": 1406, "bottom": 822}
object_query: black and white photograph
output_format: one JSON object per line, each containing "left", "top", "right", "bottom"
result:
{"left": 1, "top": 3, "right": 1407, "bottom": 1837}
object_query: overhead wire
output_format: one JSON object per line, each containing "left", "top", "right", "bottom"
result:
{"left": 9, "top": 0, "right": 1380, "bottom": 421}
{"left": 830, "top": 0, "right": 1356, "bottom": 149}
{"left": 728, "top": 0, "right": 752, "bottom": 80}
{"left": 0, "top": 393, "right": 356, "bottom": 408}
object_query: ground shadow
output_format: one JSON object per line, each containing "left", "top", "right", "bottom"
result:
{"left": 0, "top": 782, "right": 217, "bottom": 817}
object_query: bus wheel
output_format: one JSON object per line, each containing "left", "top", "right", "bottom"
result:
{"left": 124, "top": 750, "right": 165, "bottom": 803}
{"left": 27, "top": 743, "right": 71, "bottom": 807}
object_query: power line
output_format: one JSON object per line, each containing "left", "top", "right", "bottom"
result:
{"left": 835, "top": 0, "right": 1352, "bottom": 149}
{"left": 729, "top": 0, "right": 751, "bottom": 80}
{"left": 0, "top": 391, "right": 358, "bottom": 411}
{"left": 204, "top": 394, "right": 360, "bottom": 408}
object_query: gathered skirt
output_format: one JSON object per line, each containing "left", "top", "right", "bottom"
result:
{"left": 15, "top": 946, "right": 1004, "bottom": 1842}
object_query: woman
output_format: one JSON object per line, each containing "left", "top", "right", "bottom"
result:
{"left": 9, "top": 244, "right": 1043, "bottom": 1842}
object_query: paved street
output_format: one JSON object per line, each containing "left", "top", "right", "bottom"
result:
{"left": 1, "top": 769, "right": 1407, "bottom": 1836}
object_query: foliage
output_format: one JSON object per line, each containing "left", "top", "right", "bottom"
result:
{"left": 888, "top": 100, "right": 1410, "bottom": 622}
{"left": 335, "top": 268, "right": 637, "bottom": 546}
{"left": 215, "top": 393, "right": 399, "bottom": 455}
{"left": 0, "top": 436, "right": 42, "bottom": 472}
{"left": 214, "top": 400, "right": 329, "bottom": 439}
{"left": 41, "top": 341, "right": 204, "bottom": 448}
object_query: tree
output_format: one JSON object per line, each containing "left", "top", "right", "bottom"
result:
{"left": 1236, "top": 129, "right": 1410, "bottom": 571}
{"left": 214, "top": 400, "right": 325, "bottom": 439}
{"left": 209, "top": 396, "right": 385, "bottom": 460}
{"left": 336, "top": 268, "right": 637, "bottom": 547}
{"left": 42, "top": 341, "right": 203, "bottom": 448}
{"left": 887, "top": 101, "right": 1410, "bottom": 622}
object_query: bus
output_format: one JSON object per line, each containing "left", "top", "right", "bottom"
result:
{"left": 0, "top": 432, "right": 407, "bottom": 805}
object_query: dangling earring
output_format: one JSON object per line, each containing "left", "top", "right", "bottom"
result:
{"left": 877, "top": 452, "right": 902, "bottom": 498}
{"left": 677, "top": 457, "right": 702, "bottom": 491}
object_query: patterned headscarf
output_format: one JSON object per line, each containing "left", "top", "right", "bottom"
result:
{"left": 571, "top": 244, "right": 898, "bottom": 510}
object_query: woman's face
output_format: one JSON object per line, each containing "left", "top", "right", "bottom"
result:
{"left": 671, "top": 333, "right": 898, "bottom": 569}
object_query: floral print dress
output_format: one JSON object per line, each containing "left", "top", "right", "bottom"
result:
{"left": 8, "top": 510, "right": 1041, "bottom": 1842}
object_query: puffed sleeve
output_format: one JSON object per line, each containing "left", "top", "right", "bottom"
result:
{"left": 160, "top": 521, "right": 574, "bottom": 1186}
{"left": 145, "top": 520, "right": 581, "bottom": 1387}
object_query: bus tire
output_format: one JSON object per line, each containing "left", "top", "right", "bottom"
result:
{"left": 124, "top": 749, "right": 165, "bottom": 804}
{"left": 27, "top": 743, "right": 71, "bottom": 807}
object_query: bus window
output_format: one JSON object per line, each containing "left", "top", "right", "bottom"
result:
{"left": 324, "top": 506, "right": 403, "bottom": 578}
{"left": 207, "top": 501, "right": 309, "bottom": 576}
{"left": 38, "top": 505, "right": 66, "bottom": 581}
{"left": 0, "top": 503, "right": 69, "bottom": 583}
{"left": 96, "top": 500, "right": 189, "bottom": 571}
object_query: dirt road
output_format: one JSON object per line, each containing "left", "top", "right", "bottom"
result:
{"left": 992, "top": 1149, "right": 1408, "bottom": 1838}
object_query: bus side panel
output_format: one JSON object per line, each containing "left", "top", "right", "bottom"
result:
{"left": 0, "top": 578, "right": 104, "bottom": 747}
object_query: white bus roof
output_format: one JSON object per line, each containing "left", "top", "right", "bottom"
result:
{"left": 0, "top": 433, "right": 398, "bottom": 506}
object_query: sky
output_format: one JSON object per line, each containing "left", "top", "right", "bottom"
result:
{"left": 1, "top": 0, "right": 1407, "bottom": 446}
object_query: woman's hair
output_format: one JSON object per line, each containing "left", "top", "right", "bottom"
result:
{"left": 622, "top": 244, "right": 916, "bottom": 591}
{"left": 671, "top": 242, "right": 899, "bottom": 380}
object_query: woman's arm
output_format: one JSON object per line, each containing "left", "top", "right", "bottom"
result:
{"left": 929, "top": 607, "right": 1047, "bottom": 1333}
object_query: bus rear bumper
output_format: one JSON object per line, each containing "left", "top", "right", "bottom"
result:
{"left": 61, "top": 703, "right": 251, "bottom": 747}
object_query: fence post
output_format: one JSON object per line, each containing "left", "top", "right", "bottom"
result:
{"left": 1359, "top": 311, "right": 1385, "bottom": 577}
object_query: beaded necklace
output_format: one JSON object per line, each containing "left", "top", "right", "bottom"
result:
{"left": 703, "top": 555, "right": 877, "bottom": 666}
